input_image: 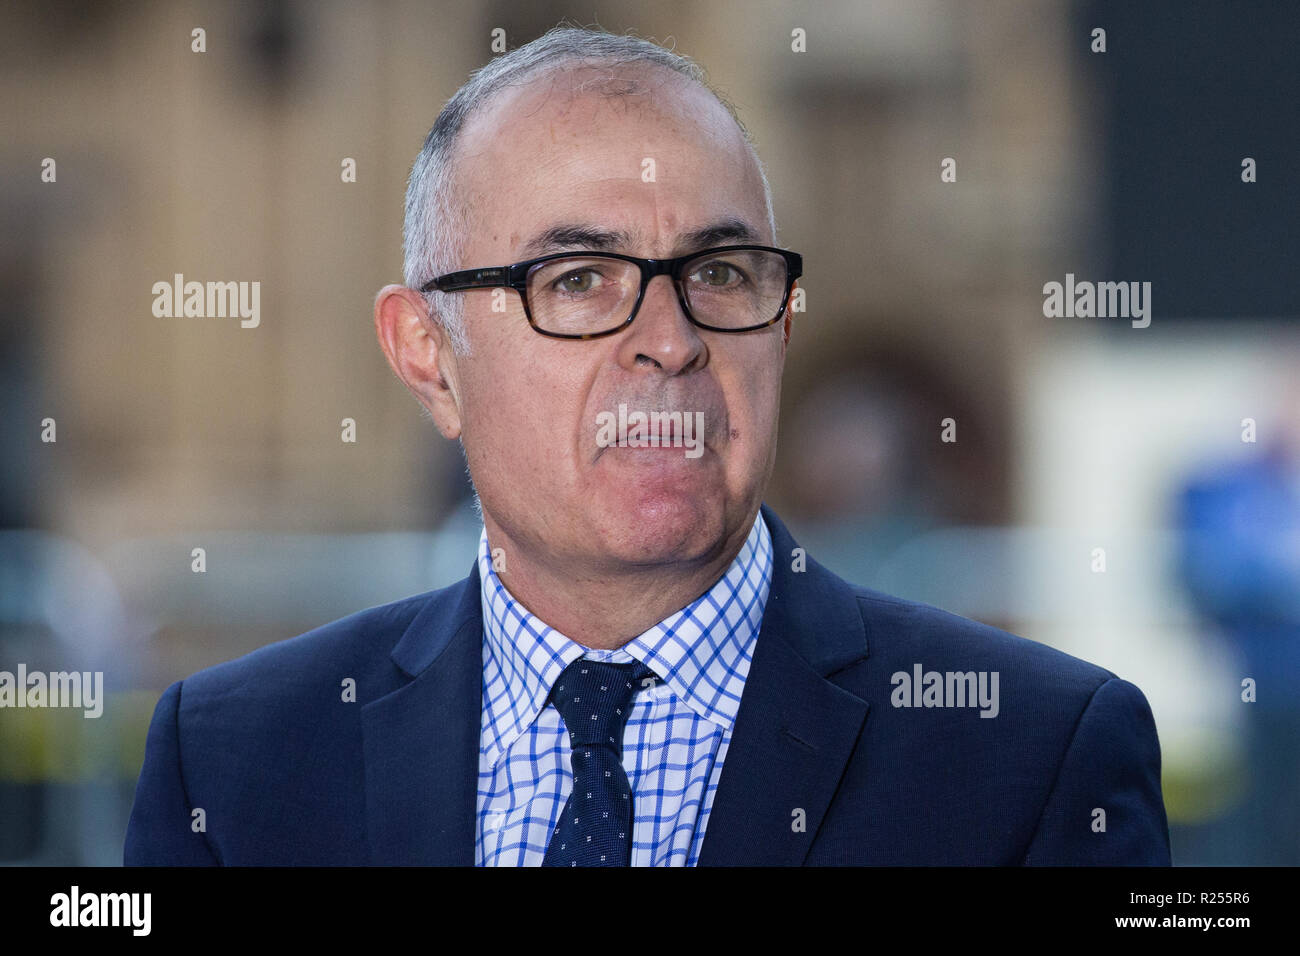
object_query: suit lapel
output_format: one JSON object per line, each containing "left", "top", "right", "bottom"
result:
{"left": 697, "top": 505, "right": 871, "bottom": 865}
{"left": 362, "top": 560, "right": 483, "bottom": 865}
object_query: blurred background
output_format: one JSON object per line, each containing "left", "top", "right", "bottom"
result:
{"left": 1, "top": 0, "right": 1296, "bottom": 865}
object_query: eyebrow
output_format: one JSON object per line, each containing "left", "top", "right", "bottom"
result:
{"left": 517, "top": 217, "right": 765, "bottom": 259}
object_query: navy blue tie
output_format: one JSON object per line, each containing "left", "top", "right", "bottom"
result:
{"left": 542, "top": 659, "right": 655, "bottom": 867}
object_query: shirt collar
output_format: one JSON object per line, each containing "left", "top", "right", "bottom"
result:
{"left": 478, "top": 510, "right": 773, "bottom": 769}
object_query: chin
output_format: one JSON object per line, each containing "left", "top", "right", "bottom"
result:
{"left": 591, "top": 488, "right": 723, "bottom": 564}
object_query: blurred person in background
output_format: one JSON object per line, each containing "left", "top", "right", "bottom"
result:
{"left": 1176, "top": 386, "right": 1300, "bottom": 864}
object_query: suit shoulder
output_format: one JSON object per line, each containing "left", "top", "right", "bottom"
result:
{"left": 848, "top": 583, "right": 1118, "bottom": 695}
{"left": 179, "top": 585, "right": 444, "bottom": 704}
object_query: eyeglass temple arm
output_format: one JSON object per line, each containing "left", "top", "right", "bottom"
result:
{"left": 421, "top": 266, "right": 513, "bottom": 293}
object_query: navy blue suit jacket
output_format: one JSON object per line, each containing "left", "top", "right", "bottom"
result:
{"left": 124, "top": 505, "right": 1172, "bottom": 865}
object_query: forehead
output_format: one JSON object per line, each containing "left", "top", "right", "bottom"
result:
{"left": 451, "top": 63, "right": 770, "bottom": 259}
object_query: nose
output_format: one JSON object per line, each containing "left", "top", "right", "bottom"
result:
{"left": 615, "top": 273, "right": 706, "bottom": 375}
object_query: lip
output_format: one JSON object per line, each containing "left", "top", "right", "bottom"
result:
{"left": 593, "top": 434, "right": 711, "bottom": 462}
{"left": 599, "top": 444, "right": 707, "bottom": 472}
{"left": 626, "top": 421, "right": 680, "bottom": 445}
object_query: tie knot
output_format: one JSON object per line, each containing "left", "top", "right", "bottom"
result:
{"left": 548, "top": 658, "right": 656, "bottom": 749}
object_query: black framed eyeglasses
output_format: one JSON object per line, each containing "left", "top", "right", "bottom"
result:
{"left": 419, "top": 244, "right": 803, "bottom": 340}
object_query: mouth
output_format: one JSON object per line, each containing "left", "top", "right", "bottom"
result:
{"left": 626, "top": 418, "right": 682, "bottom": 446}
{"left": 592, "top": 405, "right": 712, "bottom": 461}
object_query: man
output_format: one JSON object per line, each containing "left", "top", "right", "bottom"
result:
{"left": 125, "top": 26, "right": 1171, "bottom": 865}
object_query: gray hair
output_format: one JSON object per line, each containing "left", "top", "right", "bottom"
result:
{"left": 402, "top": 24, "right": 777, "bottom": 355}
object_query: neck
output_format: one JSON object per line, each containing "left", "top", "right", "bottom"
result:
{"left": 482, "top": 514, "right": 755, "bottom": 650}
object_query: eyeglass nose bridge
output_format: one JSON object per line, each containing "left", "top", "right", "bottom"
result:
{"left": 626, "top": 257, "right": 700, "bottom": 331}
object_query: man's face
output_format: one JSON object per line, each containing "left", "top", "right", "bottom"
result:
{"left": 433, "top": 66, "right": 789, "bottom": 574}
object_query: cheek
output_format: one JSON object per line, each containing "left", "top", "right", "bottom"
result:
{"left": 460, "top": 354, "right": 584, "bottom": 474}
{"left": 458, "top": 361, "right": 525, "bottom": 461}
{"left": 729, "top": 351, "right": 783, "bottom": 434}
{"left": 721, "top": 384, "right": 779, "bottom": 474}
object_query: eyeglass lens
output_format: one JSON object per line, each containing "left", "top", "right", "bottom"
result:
{"left": 524, "top": 249, "right": 790, "bottom": 335}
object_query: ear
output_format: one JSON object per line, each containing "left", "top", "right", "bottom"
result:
{"left": 373, "top": 284, "right": 464, "bottom": 439}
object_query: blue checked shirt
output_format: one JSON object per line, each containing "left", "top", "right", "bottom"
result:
{"left": 475, "top": 509, "right": 773, "bottom": 866}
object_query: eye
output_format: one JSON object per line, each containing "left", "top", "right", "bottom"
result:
{"left": 690, "top": 260, "right": 744, "bottom": 288}
{"left": 553, "top": 269, "right": 602, "bottom": 294}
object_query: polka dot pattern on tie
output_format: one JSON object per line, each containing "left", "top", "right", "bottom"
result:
{"left": 541, "top": 658, "right": 655, "bottom": 867}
